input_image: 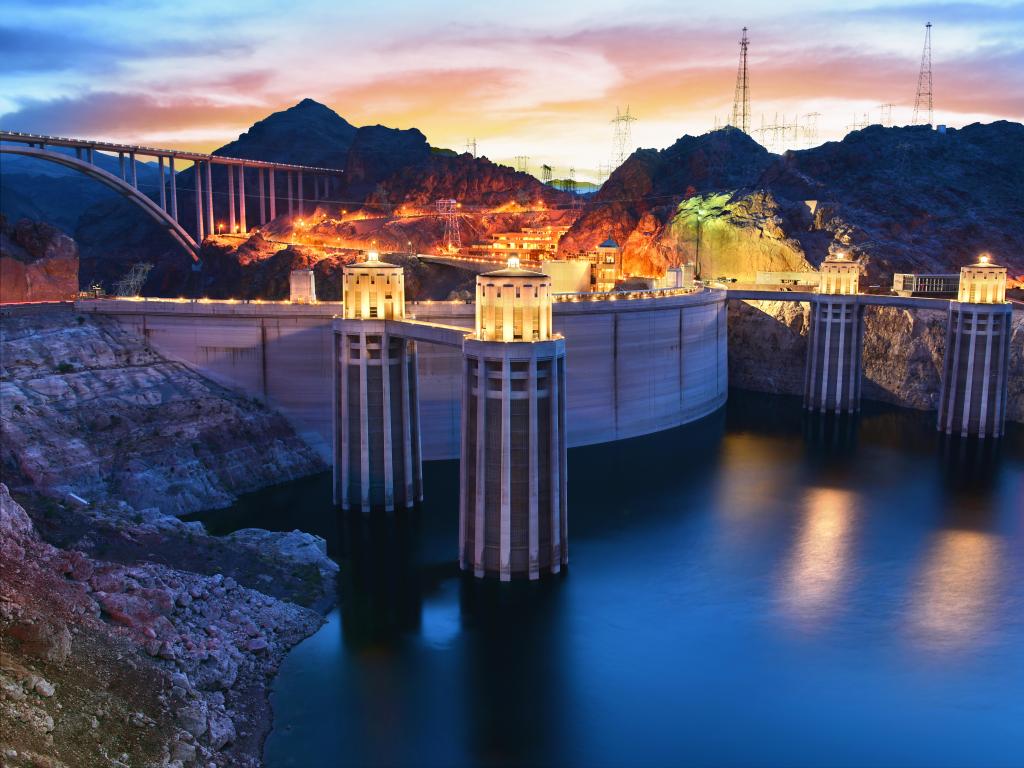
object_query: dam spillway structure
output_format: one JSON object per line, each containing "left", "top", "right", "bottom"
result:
{"left": 334, "top": 251, "right": 422, "bottom": 512}
{"left": 938, "top": 256, "right": 1012, "bottom": 438}
{"left": 803, "top": 253, "right": 864, "bottom": 414}
{"left": 460, "top": 257, "right": 568, "bottom": 581}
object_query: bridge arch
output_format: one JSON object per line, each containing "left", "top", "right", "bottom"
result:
{"left": 0, "top": 145, "right": 200, "bottom": 262}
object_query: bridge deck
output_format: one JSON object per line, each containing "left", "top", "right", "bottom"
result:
{"left": 725, "top": 288, "right": 954, "bottom": 310}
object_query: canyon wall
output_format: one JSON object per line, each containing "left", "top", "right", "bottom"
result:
{"left": 728, "top": 300, "right": 1024, "bottom": 423}
{"left": 0, "top": 305, "right": 325, "bottom": 516}
{"left": 0, "top": 218, "right": 79, "bottom": 303}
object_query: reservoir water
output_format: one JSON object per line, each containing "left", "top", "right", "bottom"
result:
{"left": 196, "top": 392, "right": 1024, "bottom": 767}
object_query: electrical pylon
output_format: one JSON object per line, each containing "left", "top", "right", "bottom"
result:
{"left": 912, "top": 22, "right": 933, "bottom": 126}
{"left": 610, "top": 106, "right": 637, "bottom": 167}
{"left": 731, "top": 27, "right": 751, "bottom": 134}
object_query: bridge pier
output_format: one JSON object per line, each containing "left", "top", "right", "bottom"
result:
{"left": 194, "top": 160, "right": 204, "bottom": 241}
{"left": 204, "top": 161, "right": 214, "bottom": 236}
{"left": 460, "top": 257, "right": 567, "bottom": 580}
{"left": 334, "top": 252, "right": 422, "bottom": 512}
{"left": 228, "top": 164, "right": 236, "bottom": 233}
{"left": 298, "top": 171, "right": 304, "bottom": 218}
{"left": 158, "top": 157, "right": 166, "bottom": 210}
{"left": 129, "top": 152, "right": 137, "bottom": 189}
{"left": 169, "top": 157, "right": 178, "bottom": 220}
{"left": 287, "top": 172, "right": 294, "bottom": 217}
{"left": 269, "top": 169, "right": 277, "bottom": 220}
{"left": 238, "top": 165, "right": 247, "bottom": 233}
{"left": 803, "top": 254, "right": 863, "bottom": 414}
{"left": 258, "top": 167, "right": 266, "bottom": 225}
{"left": 938, "top": 258, "right": 1012, "bottom": 438}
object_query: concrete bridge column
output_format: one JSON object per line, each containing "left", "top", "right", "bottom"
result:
{"left": 938, "top": 257, "right": 1012, "bottom": 438}
{"left": 268, "top": 169, "right": 277, "bottom": 220}
{"left": 129, "top": 152, "right": 137, "bottom": 189}
{"left": 460, "top": 258, "right": 568, "bottom": 580}
{"left": 297, "top": 171, "right": 304, "bottom": 218}
{"left": 194, "top": 160, "right": 205, "bottom": 241}
{"left": 169, "top": 157, "right": 178, "bottom": 220}
{"left": 119, "top": 152, "right": 125, "bottom": 180}
{"left": 803, "top": 254, "right": 864, "bottom": 414}
{"left": 204, "top": 161, "right": 214, "bottom": 236}
{"left": 287, "top": 172, "right": 294, "bottom": 217}
{"left": 258, "top": 168, "right": 266, "bottom": 225}
{"left": 237, "top": 165, "right": 247, "bottom": 233}
{"left": 227, "top": 164, "right": 236, "bottom": 233}
{"left": 87, "top": 147, "right": 95, "bottom": 164}
{"left": 333, "top": 251, "right": 420, "bottom": 512}
{"left": 158, "top": 157, "right": 166, "bottom": 211}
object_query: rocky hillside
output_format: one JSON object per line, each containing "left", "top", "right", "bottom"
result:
{"left": 728, "top": 300, "right": 1024, "bottom": 424}
{"left": 563, "top": 121, "right": 1024, "bottom": 283}
{"left": 0, "top": 477, "right": 336, "bottom": 768}
{"left": 0, "top": 217, "right": 79, "bottom": 302}
{"left": 0, "top": 306, "right": 325, "bottom": 515}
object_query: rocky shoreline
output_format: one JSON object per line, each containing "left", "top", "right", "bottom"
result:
{"left": 1, "top": 306, "right": 338, "bottom": 766}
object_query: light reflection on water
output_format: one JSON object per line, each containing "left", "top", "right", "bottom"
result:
{"left": 192, "top": 393, "right": 1024, "bottom": 768}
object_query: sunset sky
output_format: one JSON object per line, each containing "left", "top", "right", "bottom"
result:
{"left": 2, "top": 0, "right": 1022, "bottom": 181}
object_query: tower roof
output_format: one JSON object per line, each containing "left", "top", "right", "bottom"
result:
{"left": 481, "top": 255, "right": 547, "bottom": 278}
{"left": 598, "top": 237, "right": 620, "bottom": 248}
{"left": 350, "top": 250, "right": 399, "bottom": 268}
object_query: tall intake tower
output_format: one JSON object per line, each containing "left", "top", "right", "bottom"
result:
{"left": 460, "top": 257, "right": 568, "bottom": 580}
{"left": 938, "top": 255, "right": 1012, "bottom": 438}
{"left": 804, "top": 253, "right": 864, "bottom": 414}
{"left": 334, "top": 251, "right": 422, "bottom": 512}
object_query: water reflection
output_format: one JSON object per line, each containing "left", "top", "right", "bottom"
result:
{"left": 910, "top": 528, "right": 1002, "bottom": 652}
{"left": 781, "top": 487, "right": 857, "bottom": 626}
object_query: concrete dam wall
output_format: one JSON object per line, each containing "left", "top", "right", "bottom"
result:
{"left": 77, "top": 290, "right": 729, "bottom": 462}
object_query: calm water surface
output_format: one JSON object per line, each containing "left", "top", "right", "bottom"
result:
{"left": 197, "top": 392, "right": 1024, "bottom": 768}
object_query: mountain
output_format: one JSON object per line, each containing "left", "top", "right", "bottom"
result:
{"left": 560, "top": 121, "right": 1024, "bottom": 282}
{"left": 213, "top": 98, "right": 356, "bottom": 168}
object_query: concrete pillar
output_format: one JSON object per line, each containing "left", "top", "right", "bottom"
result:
{"left": 287, "top": 172, "right": 294, "bottom": 217}
{"left": 258, "top": 167, "right": 266, "bottom": 225}
{"left": 803, "top": 296, "right": 864, "bottom": 414}
{"left": 194, "top": 160, "right": 205, "bottom": 241}
{"left": 204, "top": 161, "right": 214, "bottom": 236}
{"left": 169, "top": 157, "right": 178, "bottom": 221}
{"left": 158, "top": 157, "right": 166, "bottom": 210}
{"left": 460, "top": 339, "right": 567, "bottom": 580}
{"left": 238, "top": 165, "right": 247, "bottom": 233}
{"left": 298, "top": 171, "right": 304, "bottom": 217}
{"left": 333, "top": 253, "right": 419, "bottom": 512}
{"left": 87, "top": 147, "right": 95, "bottom": 164}
{"left": 75, "top": 147, "right": 82, "bottom": 160}
{"left": 129, "top": 152, "right": 137, "bottom": 189}
{"left": 938, "top": 303, "right": 1012, "bottom": 438}
{"left": 269, "top": 169, "right": 277, "bottom": 220}
{"left": 119, "top": 152, "right": 126, "bottom": 180}
{"left": 460, "top": 258, "right": 567, "bottom": 580}
{"left": 227, "top": 164, "right": 236, "bottom": 233}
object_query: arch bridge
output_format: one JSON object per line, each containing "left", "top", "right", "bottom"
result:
{"left": 1, "top": 130, "right": 346, "bottom": 261}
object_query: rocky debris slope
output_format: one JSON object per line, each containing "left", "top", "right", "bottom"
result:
{"left": 0, "top": 306, "right": 325, "bottom": 515}
{"left": 0, "top": 217, "right": 79, "bottom": 303}
{"left": 1, "top": 482, "right": 336, "bottom": 768}
{"left": 728, "top": 300, "right": 1024, "bottom": 423}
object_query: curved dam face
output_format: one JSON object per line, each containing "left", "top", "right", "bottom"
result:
{"left": 76, "top": 289, "right": 728, "bottom": 461}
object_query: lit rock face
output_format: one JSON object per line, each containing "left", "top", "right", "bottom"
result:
{"left": 728, "top": 300, "right": 1024, "bottom": 424}
{"left": 0, "top": 307, "right": 324, "bottom": 515}
{"left": 0, "top": 217, "right": 79, "bottom": 302}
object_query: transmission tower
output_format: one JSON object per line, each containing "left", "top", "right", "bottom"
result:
{"left": 515, "top": 156, "right": 530, "bottom": 174}
{"left": 435, "top": 199, "right": 461, "bottom": 253}
{"left": 610, "top": 106, "right": 637, "bottom": 167}
{"left": 912, "top": 22, "right": 933, "bottom": 126}
{"left": 566, "top": 166, "right": 577, "bottom": 194}
{"left": 877, "top": 103, "right": 895, "bottom": 127}
{"left": 465, "top": 138, "right": 478, "bottom": 157}
{"left": 801, "top": 112, "right": 821, "bottom": 148}
{"left": 113, "top": 263, "right": 154, "bottom": 297}
{"left": 730, "top": 27, "right": 751, "bottom": 134}
{"left": 541, "top": 164, "right": 553, "bottom": 184}
{"left": 845, "top": 113, "right": 870, "bottom": 133}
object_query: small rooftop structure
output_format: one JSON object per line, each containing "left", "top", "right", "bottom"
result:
{"left": 958, "top": 253, "right": 1007, "bottom": 304}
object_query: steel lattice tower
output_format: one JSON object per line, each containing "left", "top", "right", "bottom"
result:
{"left": 610, "top": 106, "right": 637, "bottom": 167}
{"left": 912, "top": 22, "right": 933, "bottom": 126}
{"left": 436, "top": 199, "right": 461, "bottom": 252}
{"left": 731, "top": 27, "right": 751, "bottom": 134}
